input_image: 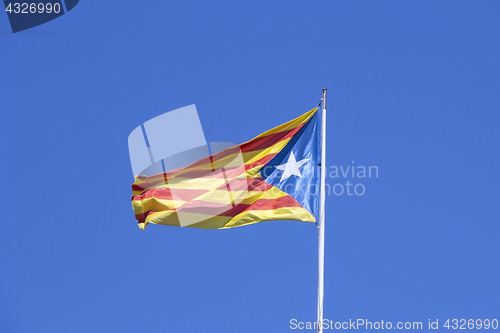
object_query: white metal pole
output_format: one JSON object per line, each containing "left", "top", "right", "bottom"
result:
{"left": 317, "top": 88, "right": 327, "bottom": 333}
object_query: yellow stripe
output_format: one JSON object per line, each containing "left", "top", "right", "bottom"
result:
{"left": 142, "top": 210, "right": 181, "bottom": 228}
{"left": 250, "top": 107, "right": 317, "bottom": 140}
{"left": 222, "top": 206, "right": 315, "bottom": 228}
{"left": 143, "top": 206, "right": 315, "bottom": 230}
{"left": 132, "top": 197, "right": 185, "bottom": 214}
{"left": 136, "top": 174, "right": 252, "bottom": 192}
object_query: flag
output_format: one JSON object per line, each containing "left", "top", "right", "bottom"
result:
{"left": 131, "top": 107, "right": 321, "bottom": 229}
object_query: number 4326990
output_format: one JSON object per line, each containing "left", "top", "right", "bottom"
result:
{"left": 5, "top": 2, "right": 61, "bottom": 14}
{"left": 444, "top": 319, "right": 498, "bottom": 330}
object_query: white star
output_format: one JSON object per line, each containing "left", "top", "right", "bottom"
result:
{"left": 275, "top": 151, "right": 310, "bottom": 182}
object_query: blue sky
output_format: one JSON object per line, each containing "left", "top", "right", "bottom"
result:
{"left": 1, "top": 1, "right": 499, "bottom": 332}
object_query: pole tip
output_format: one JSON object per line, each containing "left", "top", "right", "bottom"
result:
{"left": 322, "top": 87, "right": 327, "bottom": 91}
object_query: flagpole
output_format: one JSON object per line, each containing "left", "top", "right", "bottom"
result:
{"left": 317, "top": 88, "right": 327, "bottom": 333}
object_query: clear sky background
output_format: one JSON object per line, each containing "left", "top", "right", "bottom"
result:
{"left": 1, "top": 1, "right": 499, "bottom": 332}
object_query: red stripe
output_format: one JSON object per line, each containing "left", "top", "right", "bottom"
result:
{"left": 240, "top": 126, "right": 302, "bottom": 153}
{"left": 176, "top": 153, "right": 278, "bottom": 179}
{"left": 217, "top": 195, "right": 303, "bottom": 216}
{"left": 132, "top": 188, "right": 209, "bottom": 201}
{"left": 166, "top": 164, "right": 247, "bottom": 180}
{"left": 135, "top": 192, "right": 304, "bottom": 221}
{"left": 213, "top": 176, "right": 272, "bottom": 192}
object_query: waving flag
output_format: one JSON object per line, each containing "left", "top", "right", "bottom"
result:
{"left": 131, "top": 107, "right": 320, "bottom": 229}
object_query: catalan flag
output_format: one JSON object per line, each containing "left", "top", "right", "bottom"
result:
{"left": 131, "top": 107, "right": 320, "bottom": 229}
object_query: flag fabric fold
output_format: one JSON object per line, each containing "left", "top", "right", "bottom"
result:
{"left": 131, "top": 107, "right": 321, "bottom": 229}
